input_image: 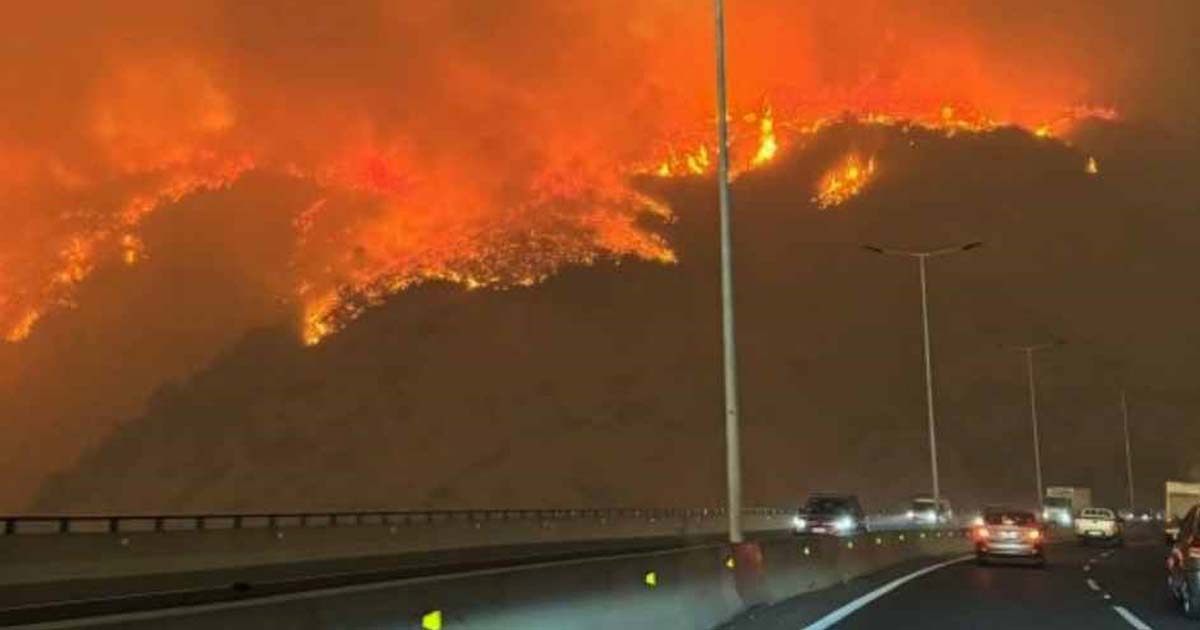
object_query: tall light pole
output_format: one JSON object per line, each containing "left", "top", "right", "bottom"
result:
{"left": 1010, "top": 340, "right": 1065, "bottom": 509}
{"left": 1120, "top": 388, "right": 1135, "bottom": 511}
{"left": 713, "top": 0, "right": 743, "bottom": 543}
{"left": 863, "top": 242, "right": 983, "bottom": 506}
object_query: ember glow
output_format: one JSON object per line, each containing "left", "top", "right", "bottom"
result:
{"left": 0, "top": 1, "right": 1129, "bottom": 345}
{"left": 814, "top": 154, "right": 878, "bottom": 209}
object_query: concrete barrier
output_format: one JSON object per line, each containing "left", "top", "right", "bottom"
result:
{"left": 36, "top": 530, "right": 970, "bottom": 629}
{"left": 0, "top": 511, "right": 788, "bottom": 587}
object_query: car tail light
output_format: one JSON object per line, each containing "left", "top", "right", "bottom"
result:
{"left": 974, "top": 526, "right": 990, "bottom": 540}
{"left": 1026, "top": 528, "right": 1042, "bottom": 541}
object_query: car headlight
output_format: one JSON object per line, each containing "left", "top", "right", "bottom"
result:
{"left": 834, "top": 516, "right": 856, "bottom": 532}
{"left": 792, "top": 516, "right": 807, "bottom": 530}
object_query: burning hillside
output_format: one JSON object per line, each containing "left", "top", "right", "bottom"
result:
{"left": 0, "top": 1, "right": 1128, "bottom": 348}
{"left": 32, "top": 117, "right": 1200, "bottom": 512}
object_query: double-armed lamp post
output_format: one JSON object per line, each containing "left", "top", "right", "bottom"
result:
{"left": 862, "top": 242, "right": 983, "bottom": 507}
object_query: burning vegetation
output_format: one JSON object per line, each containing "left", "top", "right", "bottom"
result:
{"left": 0, "top": 2, "right": 1126, "bottom": 345}
{"left": 814, "top": 154, "right": 877, "bottom": 209}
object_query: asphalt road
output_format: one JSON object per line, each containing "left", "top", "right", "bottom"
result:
{"left": 725, "top": 524, "right": 1187, "bottom": 630}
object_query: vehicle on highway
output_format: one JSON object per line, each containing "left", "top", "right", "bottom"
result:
{"left": 906, "top": 496, "right": 952, "bottom": 526}
{"left": 1120, "top": 508, "right": 1155, "bottom": 522}
{"left": 973, "top": 508, "right": 1046, "bottom": 567}
{"left": 1167, "top": 504, "right": 1200, "bottom": 618}
{"left": 1074, "top": 507, "right": 1123, "bottom": 546}
{"left": 792, "top": 494, "right": 867, "bottom": 536}
{"left": 1165, "top": 481, "right": 1200, "bottom": 544}
{"left": 1043, "top": 486, "right": 1091, "bottom": 527}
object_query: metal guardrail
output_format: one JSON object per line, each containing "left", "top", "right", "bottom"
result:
{"left": 0, "top": 507, "right": 791, "bottom": 535}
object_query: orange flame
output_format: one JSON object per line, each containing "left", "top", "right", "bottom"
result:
{"left": 0, "top": 3, "right": 1126, "bottom": 345}
{"left": 814, "top": 154, "right": 877, "bottom": 209}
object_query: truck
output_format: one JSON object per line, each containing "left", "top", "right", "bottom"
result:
{"left": 1164, "top": 481, "right": 1200, "bottom": 544}
{"left": 1044, "top": 486, "right": 1092, "bottom": 526}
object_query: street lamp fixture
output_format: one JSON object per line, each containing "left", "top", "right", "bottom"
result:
{"left": 862, "top": 241, "right": 983, "bottom": 507}
{"left": 1008, "top": 339, "right": 1066, "bottom": 509}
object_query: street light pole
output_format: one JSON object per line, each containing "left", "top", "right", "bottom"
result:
{"left": 917, "top": 255, "right": 940, "bottom": 502}
{"left": 713, "top": 0, "right": 743, "bottom": 544}
{"left": 863, "top": 242, "right": 982, "bottom": 507}
{"left": 1010, "top": 340, "right": 1064, "bottom": 510}
{"left": 1121, "top": 388, "right": 1135, "bottom": 511}
{"left": 1024, "top": 347, "right": 1043, "bottom": 511}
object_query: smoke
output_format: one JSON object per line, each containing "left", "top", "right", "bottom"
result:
{"left": 1, "top": 1, "right": 1170, "bottom": 343}
{"left": 0, "top": 1, "right": 1194, "bottom": 508}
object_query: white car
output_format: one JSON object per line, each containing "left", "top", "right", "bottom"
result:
{"left": 1074, "top": 507, "right": 1123, "bottom": 545}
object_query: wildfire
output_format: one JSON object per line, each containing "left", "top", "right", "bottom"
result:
{"left": 638, "top": 101, "right": 1113, "bottom": 184}
{"left": 4, "top": 311, "right": 40, "bottom": 344}
{"left": 0, "top": 2, "right": 1129, "bottom": 346}
{"left": 814, "top": 154, "right": 877, "bottom": 209}
{"left": 751, "top": 107, "right": 778, "bottom": 167}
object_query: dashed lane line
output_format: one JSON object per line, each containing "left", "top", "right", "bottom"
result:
{"left": 1111, "top": 605, "right": 1153, "bottom": 630}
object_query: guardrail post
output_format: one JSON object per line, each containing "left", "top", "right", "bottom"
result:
{"left": 233, "top": 515, "right": 243, "bottom": 529}
{"left": 59, "top": 518, "right": 70, "bottom": 534}
{"left": 4, "top": 519, "right": 14, "bottom": 535}
{"left": 107, "top": 518, "right": 118, "bottom": 534}
{"left": 195, "top": 516, "right": 205, "bottom": 531}
{"left": 154, "top": 517, "right": 164, "bottom": 532}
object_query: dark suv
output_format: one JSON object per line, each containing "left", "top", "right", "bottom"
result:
{"left": 792, "top": 494, "right": 867, "bottom": 536}
{"left": 1167, "top": 503, "right": 1200, "bottom": 618}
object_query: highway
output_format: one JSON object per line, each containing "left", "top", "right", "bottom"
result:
{"left": 724, "top": 524, "right": 1184, "bottom": 629}
{"left": 1, "top": 530, "right": 795, "bottom": 626}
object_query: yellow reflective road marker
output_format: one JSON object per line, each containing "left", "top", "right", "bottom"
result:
{"left": 644, "top": 571, "right": 658, "bottom": 587}
{"left": 421, "top": 609, "right": 443, "bottom": 630}
{"left": 803, "top": 545, "right": 811, "bottom": 556}
{"left": 898, "top": 534, "right": 906, "bottom": 541}
{"left": 846, "top": 541, "right": 854, "bottom": 549}
{"left": 875, "top": 537, "right": 883, "bottom": 545}
{"left": 725, "top": 556, "right": 735, "bottom": 569}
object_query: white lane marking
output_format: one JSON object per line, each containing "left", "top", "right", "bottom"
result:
{"left": 1086, "top": 578, "right": 1101, "bottom": 591}
{"left": 1103, "top": 593, "right": 1112, "bottom": 600}
{"left": 1111, "top": 605, "right": 1153, "bottom": 630}
{"left": 803, "top": 555, "right": 973, "bottom": 630}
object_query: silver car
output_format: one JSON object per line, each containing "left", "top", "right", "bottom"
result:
{"left": 973, "top": 508, "right": 1047, "bottom": 567}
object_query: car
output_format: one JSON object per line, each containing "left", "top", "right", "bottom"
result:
{"left": 906, "top": 496, "right": 952, "bottom": 526}
{"left": 793, "top": 494, "right": 868, "bottom": 536}
{"left": 1074, "top": 507, "right": 1124, "bottom": 546}
{"left": 1167, "top": 504, "right": 1200, "bottom": 618}
{"left": 973, "top": 508, "right": 1046, "bottom": 567}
